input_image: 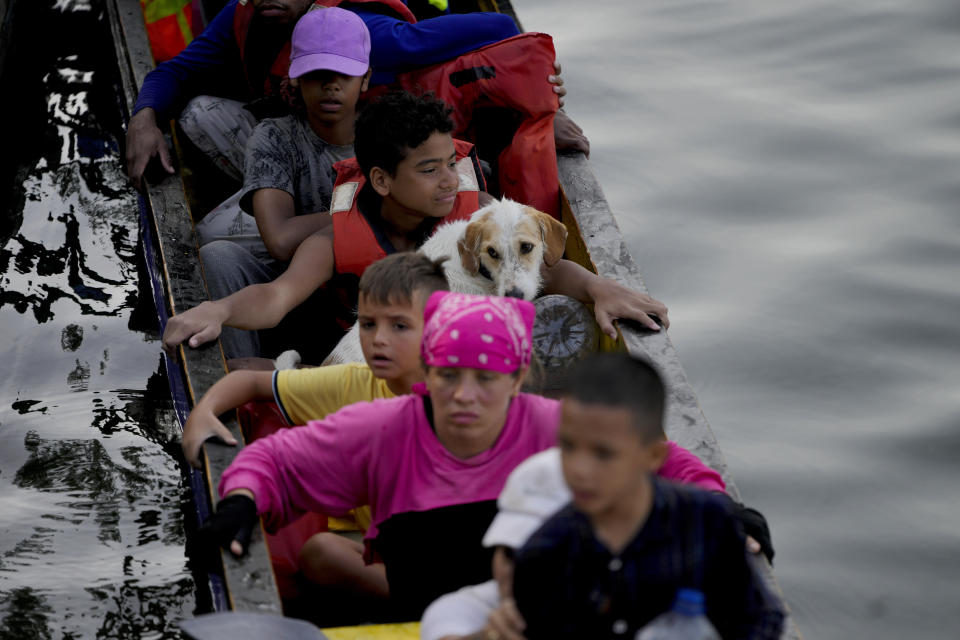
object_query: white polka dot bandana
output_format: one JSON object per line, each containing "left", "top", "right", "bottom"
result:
{"left": 421, "top": 291, "right": 535, "bottom": 374}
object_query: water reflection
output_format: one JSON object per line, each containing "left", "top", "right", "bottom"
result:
{"left": 0, "top": 588, "right": 54, "bottom": 640}
{"left": 15, "top": 432, "right": 145, "bottom": 542}
{"left": 60, "top": 324, "right": 83, "bottom": 351}
{"left": 0, "top": 0, "right": 194, "bottom": 637}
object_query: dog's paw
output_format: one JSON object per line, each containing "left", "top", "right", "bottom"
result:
{"left": 273, "top": 350, "right": 301, "bottom": 370}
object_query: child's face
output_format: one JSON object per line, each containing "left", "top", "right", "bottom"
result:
{"left": 357, "top": 291, "right": 426, "bottom": 383}
{"left": 298, "top": 70, "right": 368, "bottom": 126}
{"left": 557, "top": 398, "right": 666, "bottom": 519}
{"left": 377, "top": 132, "right": 460, "bottom": 221}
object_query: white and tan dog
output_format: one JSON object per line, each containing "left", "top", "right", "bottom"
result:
{"left": 322, "top": 198, "right": 568, "bottom": 365}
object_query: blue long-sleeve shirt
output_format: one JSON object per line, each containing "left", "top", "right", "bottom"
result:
{"left": 133, "top": 0, "right": 519, "bottom": 120}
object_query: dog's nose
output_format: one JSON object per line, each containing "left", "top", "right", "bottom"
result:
{"left": 504, "top": 287, "right": 525, "bottom": 299}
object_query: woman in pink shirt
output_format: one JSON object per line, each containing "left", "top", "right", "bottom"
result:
{"left": 207, "top": 292, "right": 559, "bottom": 616}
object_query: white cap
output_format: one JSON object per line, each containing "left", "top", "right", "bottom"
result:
{"left": 482, "top": 448, "right": 572, "bottom": 549}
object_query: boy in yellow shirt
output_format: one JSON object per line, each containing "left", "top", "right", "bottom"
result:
{"left": 182, "top": 251, "right": 447, "bottom": 599}
{"left": 181, "top": 250, "right": 447, "bottom": 466}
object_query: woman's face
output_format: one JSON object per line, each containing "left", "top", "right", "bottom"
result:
{"left": 426, "top": 366, "right": 524, "bottom": 457}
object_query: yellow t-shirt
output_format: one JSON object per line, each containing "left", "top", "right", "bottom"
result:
{"left": 273, "top": 363, "right": 396, "bottom": 532}
{"left": 274, "top": 362, "right": 395, "bottom": 426}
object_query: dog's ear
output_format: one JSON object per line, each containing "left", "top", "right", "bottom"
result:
{"left": 457, "top": 220, "right": 484, "bottom": 275}
{"left": 528, "top": 207, "right": 568, "bottom": 266}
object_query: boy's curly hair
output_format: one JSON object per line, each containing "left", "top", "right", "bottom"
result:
{"left": 354, "top": 91, "right": 455, "bottom": 178}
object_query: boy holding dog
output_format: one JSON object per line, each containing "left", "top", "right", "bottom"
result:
{"left": 162, "top": 91, "right": 669, "bottom": 361}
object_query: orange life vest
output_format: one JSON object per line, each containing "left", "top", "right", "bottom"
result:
{"left": 389, "top": 33, "right": 561, "bottom": 218}
{"left": 329, "top": 138, "right": 483, "bottom": 278}
{"left": 141, "top": 0, "right": 200, "bottom": 63}
{"left": 233, "top": 0, "right": 416, "bottom": 99}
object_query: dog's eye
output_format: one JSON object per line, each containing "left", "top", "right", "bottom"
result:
{"left": 487, "top": 247, "right": 500, "bottom": 260}
{"left": 519, "top": 242, "right": 534, "bottom": 254}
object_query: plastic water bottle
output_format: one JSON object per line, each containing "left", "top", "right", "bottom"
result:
{"left": 635, "top": 588, "right": 721, "bottom": 640}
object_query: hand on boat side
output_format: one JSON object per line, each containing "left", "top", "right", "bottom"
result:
{"left": 586, "top": 277, "right": 670, "bottom": 337}
{"left": 183, "top": 407, "right": 238, "bottom": 469}
{"left": 125, "top": 108, "right": 175, "bottom": 192}
{"left": 554, "top": 110, "right": 590, "bottom": 158}
{"left": 199, "top": 491, "right": 258, "bottom": 558}
{"left": 162, "top": 301, "right": 229, "bottom": 357}
{"left": 734, "top": 504, "right": 775, "bottom": 564}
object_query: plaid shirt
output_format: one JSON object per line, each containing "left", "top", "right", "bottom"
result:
{"left": 513, "top": 478, "right": 785, "bottom": 639}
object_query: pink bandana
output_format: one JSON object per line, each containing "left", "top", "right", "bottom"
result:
{"left": 421, "top": 292, "right": 536, "bottom": 374}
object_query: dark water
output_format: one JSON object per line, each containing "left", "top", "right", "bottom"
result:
{"left": 523, "top": 1, "right": 960, "bottom": 637}
{"left": 0, "top": 1, "right": 195, "bottom": 638}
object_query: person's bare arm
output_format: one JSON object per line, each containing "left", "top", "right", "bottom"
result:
{"left": 125, "top": 108, "right": 175, "bottom": 191}
{"left": 182, "top": 370, "right": 275, "bottom": 469}
{"left": 252, "top": 188, "right": 333, "bottom": 262}
{"left": 540, "top": 259, "right": 669, "bottom": 338}
{"left": 161, "top": 230, "right": 336, "bottom": 354}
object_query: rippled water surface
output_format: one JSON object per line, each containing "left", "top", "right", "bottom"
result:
{"left": 523, "top": 1, "right": 960, "bottom": 637}
{"left": 0, "top": 1, "right": 194, "bottom": 638}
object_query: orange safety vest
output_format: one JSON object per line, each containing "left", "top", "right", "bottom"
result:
{"left": 329, "top": 138, "right": 483, "bottom": 278}
{"left": 141, "top": 0, "right": 200, "bottom": 63}
{"left": 233, "top": 0, "right": 416, "bottom": 99}
{"left": 389, "top": 33, "right": 561, "bottom": 218}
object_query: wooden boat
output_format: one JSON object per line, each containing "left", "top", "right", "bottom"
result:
{"left": 105, "top": 0, "right": 800, "bottom": 636}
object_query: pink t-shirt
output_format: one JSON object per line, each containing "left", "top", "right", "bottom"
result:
{"left": 660, "top": 442, "right": 726, "bottom": 492}
{"left": 220, "top": 391, "right": 562, "bottom": 539}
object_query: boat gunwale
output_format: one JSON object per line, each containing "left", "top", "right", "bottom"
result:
{"left": 107, "top": 0, "right": 283, "bottom": 616}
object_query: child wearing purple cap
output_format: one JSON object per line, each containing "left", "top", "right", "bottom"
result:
{"left": 193, "top": 7, "right": 372, "bottom": 361}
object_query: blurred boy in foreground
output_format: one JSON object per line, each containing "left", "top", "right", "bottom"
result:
{"left": 510, "top": 353, "right": 784, "bottom": 639}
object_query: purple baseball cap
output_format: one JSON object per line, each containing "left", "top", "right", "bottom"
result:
{"left": 289, "top": 7, "right": 371, "bottom": 79}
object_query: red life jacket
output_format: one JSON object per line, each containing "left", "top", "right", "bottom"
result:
{"left": 389, "top": 33, "right": 561, "bottom": 218}
{"left": 232, "top": 0, "right": 416, "bottom": 98}
{"left": 141, "top": 0, "right": 200, "bottom": 63}
{"left": 330, "top": 138, "right": 483, "bottom": 278}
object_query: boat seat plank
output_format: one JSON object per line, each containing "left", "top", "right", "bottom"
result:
{"left": 321, "top": 623, "right": 420, "bottom": 639}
